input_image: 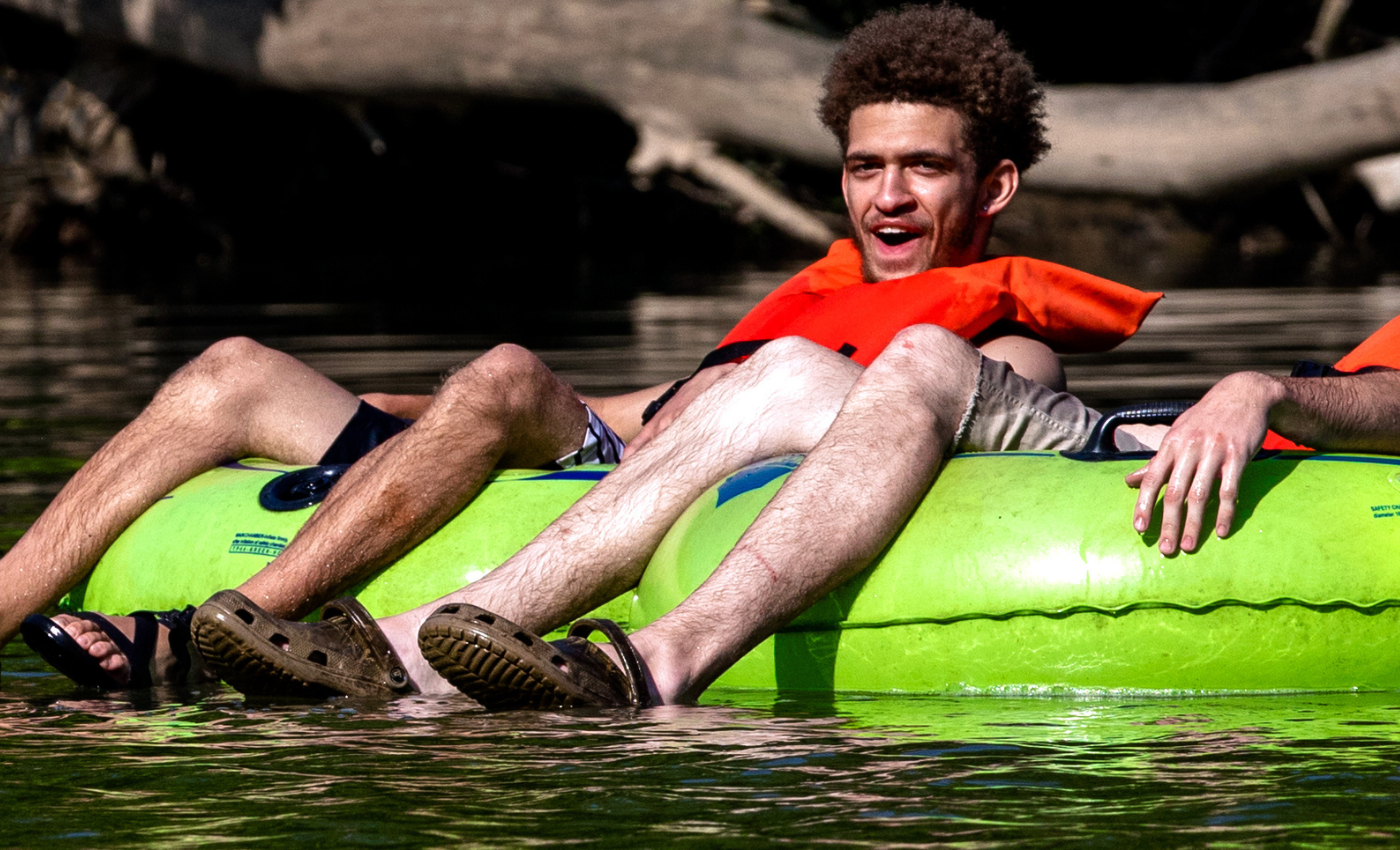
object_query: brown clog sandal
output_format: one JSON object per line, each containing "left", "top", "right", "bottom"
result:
{"left": 191, "top": 589, "right": 415, "bottom": 698}
{"left": 418, "top": 603, "right": 653, "bottom": 711}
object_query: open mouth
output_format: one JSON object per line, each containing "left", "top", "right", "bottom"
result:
{"left": 873, "top": 227, "right": 920, "bottom": 247}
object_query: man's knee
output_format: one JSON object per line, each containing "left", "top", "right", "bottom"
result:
{"left": 166, "top": 337, "right": 283, "bottom": 402}
{"left": 438, "top": 344, "right": 565, "bottom": 413}
{"left": 869, "top": 326, "right": 976, "bottom": 379}
{"left": 859, "top": 326, "right": 980, "bottom": 408}
{"left": 694, "top": 337, "right": 861, "bottom": 450}
{"left": 885, "top": 325, "right": 974, "bottom": 364}
{"left": 735, "top": 336, "right": 859, "bottom": 393}
{"left": 743, "top": 336, "right": 840, "bottom": 371}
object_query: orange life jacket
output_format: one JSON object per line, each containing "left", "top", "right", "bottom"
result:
{"left": 714, "top": 239, "right": 1162, "bottom": 366}
{"left": 1262, "top": 315, "right": 1400, "bottom": 450}
{"left": 1333, "top": 315, "right": 1400, "bottom": 372}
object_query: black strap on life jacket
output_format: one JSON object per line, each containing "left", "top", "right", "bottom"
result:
{"left": 1290, "top": 360, "right": 1347, "bottom": 378}
{"left": 641, "top": 340, "right": 773, "bottom": 425}
{"left": 639, "top": 338, "right": 865, "bottom": 426}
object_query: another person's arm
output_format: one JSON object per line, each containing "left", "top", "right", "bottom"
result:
{"left": 1127, "top": 368, "right": 1400, "bottom": 555}
{"left": 621, "top": 366, "right": 737, "bottom": 456}
{"left": 357, "top": 393, "right": 432, "bottom": 419}
{"left": 582, "top": 382, "right": 679, "bottom": 445}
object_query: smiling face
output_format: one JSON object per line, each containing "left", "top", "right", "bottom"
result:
{"left": 841, "top": 102, "right": 1017, "bottom": 282}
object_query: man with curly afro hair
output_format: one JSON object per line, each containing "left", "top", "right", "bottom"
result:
{"left": 185, "top": 5, "right": 1162, "bottom": 706}
{"left": 818, "top": 2, "right": 1049, "bottom": 283}
{"left": 819, "top": 3, "right": 1049, "bottom": 176}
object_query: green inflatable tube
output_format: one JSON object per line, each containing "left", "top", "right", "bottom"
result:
{"left": 65, "top": 460, "right": 631, "bottom": 629}
{"left": 634, "top": 451, "right": 1400, "bottom": 694}
{"left": 69, "top": 449, "right": 1400, "bottom": 694}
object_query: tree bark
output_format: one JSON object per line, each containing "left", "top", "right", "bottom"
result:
{"left": 5, "top": 0, "right": 1400, "bottom": 201}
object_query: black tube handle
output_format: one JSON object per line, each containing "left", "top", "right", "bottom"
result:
{"left": 1062, "top": 400, "right": 1196, "bottom": 460}
{"left": 259, "top": 464, "right": 352, "bottom": 511}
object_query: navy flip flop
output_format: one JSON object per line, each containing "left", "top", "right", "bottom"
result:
{"left": 20, "top": 607, "right": 196, "bottom": 690}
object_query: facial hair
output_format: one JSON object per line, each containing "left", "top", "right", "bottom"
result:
{"left": 855, "top": 196, "right": 980, "bottom": 283}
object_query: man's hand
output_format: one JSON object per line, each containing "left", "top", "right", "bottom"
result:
{"left": 623, "top": 363, "right": 737, "bottom": 458}
{"left": 1125, "top": 372, "right": 1282, "bottom": 555}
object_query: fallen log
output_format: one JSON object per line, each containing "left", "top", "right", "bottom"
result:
{"left": 4, "top": 0, "right": 1400, "bottom": 206}
{"left": 1038, "top": 44, "right": 1400, "bottom": 198}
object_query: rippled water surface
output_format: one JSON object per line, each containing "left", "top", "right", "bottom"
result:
{"left": 4, "top": 255, "right": 1400, "bottom": 846}
{"left": 6, "top": 648, "right": 1400, "bottom": 848}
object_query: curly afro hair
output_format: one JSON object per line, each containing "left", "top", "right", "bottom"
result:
{"left": 818, "top": 4, "right": 1049, "bottom": 174}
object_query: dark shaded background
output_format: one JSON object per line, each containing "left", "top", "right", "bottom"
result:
{"left": 2, "top": 0, "right": 1399, "bottom": 327}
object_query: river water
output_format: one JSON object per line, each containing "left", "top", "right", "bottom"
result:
{"left": 4, "top": 250, "right": 1400, "bottom": 846}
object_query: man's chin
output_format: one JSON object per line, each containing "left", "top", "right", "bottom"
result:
{"left": 854, "top": 233, "right": 938, "bottom": 282}
{"left": 860, "top": 248, "right": 934, "bottom": 282}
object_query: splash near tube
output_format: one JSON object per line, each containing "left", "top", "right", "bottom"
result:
{"left": 65, "top": 460, "right": 631, "bottom": 627}
{"left": 632, "top": 451, "right": 1400, "bottom": 694}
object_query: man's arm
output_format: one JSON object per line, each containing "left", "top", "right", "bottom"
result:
{"left": 582, "top": 382, "right": 681, "bottom": 445}
{"left": 358, "top": 393, "right": 433, "bottom": 419}
{"left": 1127, "top": 368, "right": 1400, "bottom": 555}
{"left": 978, "top": 335, "right": 1065, "bottom": 391}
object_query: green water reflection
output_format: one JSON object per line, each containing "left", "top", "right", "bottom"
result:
{"left": 5, "top": 643, "right": 1400, "bottom": 848}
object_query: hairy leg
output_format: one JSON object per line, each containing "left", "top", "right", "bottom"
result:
{"left": 1, "top": 337, "right": 360, "bottom": 648}
{"left": 378, "top": 337, "right": 865, "bottom": 690}
{"left": 237, "top": 344, "right": 592, "bottom": 620}
{"left": 33, "top": 343, "right": 591, "bottom": 685}
{"left": 632, "top": 325, "right": 981, "bottom": 702}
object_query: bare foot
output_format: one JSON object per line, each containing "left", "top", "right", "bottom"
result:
{"left": 596, "top": 640, "right": 665, "bottom": 706}
{"left": 378, "top": 613, "right": 456, "bottom": 695}
{"left": 50, "top": 614, "right": 178, "bottom": 687}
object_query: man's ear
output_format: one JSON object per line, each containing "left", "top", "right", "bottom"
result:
{"left": 978, "top": 159, "right": 1019, "bottom": 217}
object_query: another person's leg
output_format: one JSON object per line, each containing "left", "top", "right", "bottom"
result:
{"left": 50, "top": 343, "right": 601, "bottom": 687}
{"left": 193, "top": 337, "right": 866, "bottom": 695}
{"left": 235, "top": 344, "right": 596, "bottom": 620}
{"left": 3, "top": 337, "right": 361, "bottom": 653}
{"left": 424, "top": 326, "right": 1098, "bottom": 706}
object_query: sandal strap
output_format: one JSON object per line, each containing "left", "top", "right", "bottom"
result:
{"left": 76, "top": 612, "right": 157, "bottom": 689}
{"left": 321, "top": 597, "right": 413, "bottom": 692}
{"left": 132, "top": 606, "right": 198, "bottom": 684}
{"left": 567, "top": 618, "right": 653, "bottom": 708}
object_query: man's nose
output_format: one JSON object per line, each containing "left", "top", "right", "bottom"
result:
{"left": 875, "top": 168, "right": 915, "bottom": 212}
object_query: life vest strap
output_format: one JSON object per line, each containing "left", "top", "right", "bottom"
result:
{"left": 641, "top": 340, "right": 775, "bottom": 425}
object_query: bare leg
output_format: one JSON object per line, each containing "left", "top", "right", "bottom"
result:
{"left": 57, "top": 344, "right": 593, "bottom": 685}
{"left": 2, "top": 337, "right": 360, "bottom": 669}
{"left": 374, "top": 337, "right": 865, "bottom": 690}
{"left": 237, "top": 344, "right": 592, "bottom": 619}
{"left": 628, "top": 325, "right": 982, "bottom": 702}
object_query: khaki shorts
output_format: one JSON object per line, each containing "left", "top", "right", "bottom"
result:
{"left": 951, "top": 355, "right": 1103, "bottom": 453}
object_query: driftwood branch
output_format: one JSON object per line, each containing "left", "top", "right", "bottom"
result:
{"left": 5, "top": 0, "right": 1400, "bottom": 203}
{"left": 1035, "top": 45, "right": 1400, "bottom": 198}
{"left": 1305, "top": 0, "right": 1353, "bottom": 62}
{"left": 629, "top": 119, "right": 836, "bottom": 246}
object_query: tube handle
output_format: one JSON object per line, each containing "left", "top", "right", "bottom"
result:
{"left": 1063, "top": 400, "right": 1195, "bottom": 460}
